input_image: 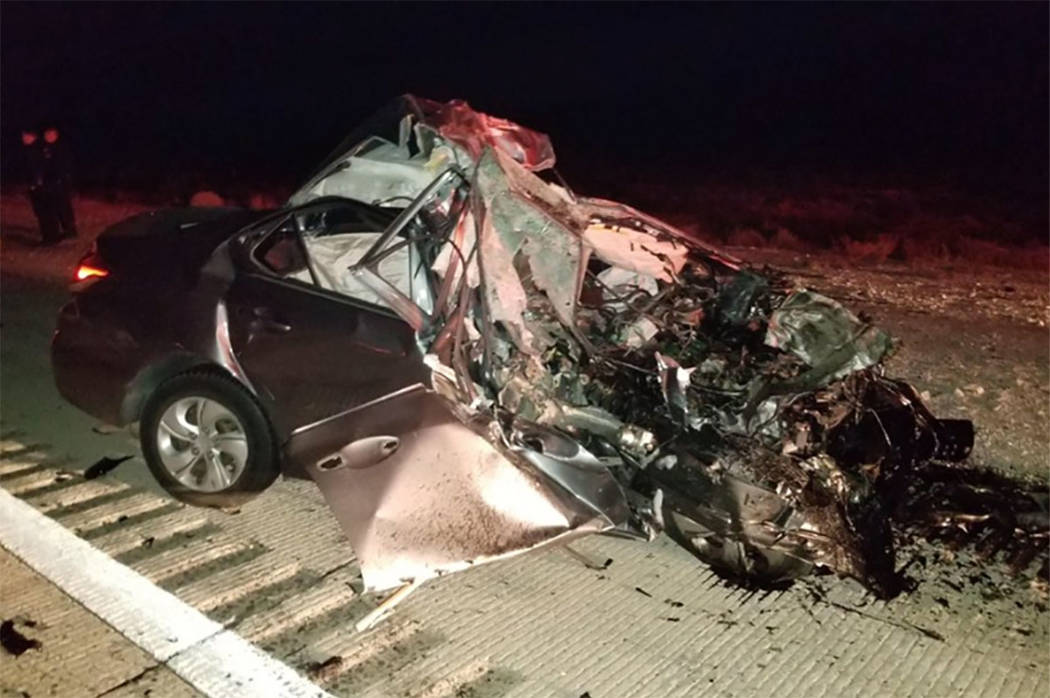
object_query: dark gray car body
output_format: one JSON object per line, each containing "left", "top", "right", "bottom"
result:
{"left": 51, "top": 198, "right": 429, "bottom": 479}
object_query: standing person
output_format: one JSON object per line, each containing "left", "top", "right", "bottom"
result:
{"left": 41, "top": 126, "right": 78, "bottom": 240}
{"left": 20, "top": 128, "right": 61, "bottom": 245}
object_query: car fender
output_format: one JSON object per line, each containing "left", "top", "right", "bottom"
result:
{"left": 119, "top": 351, "right": 224, "bottom": 424}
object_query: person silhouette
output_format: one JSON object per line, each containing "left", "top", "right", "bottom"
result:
{"left": 40, "top": 126, "right": 78, "bottom": 241}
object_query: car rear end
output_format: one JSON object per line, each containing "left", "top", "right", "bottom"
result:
{"left": 52, "top": 242, "right": 141, "bottom": 425}
{"left": 51, "top": 208, "right": 263, "bottom": 426}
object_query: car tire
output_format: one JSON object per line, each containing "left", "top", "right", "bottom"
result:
{"left": 140, "top": 370, "right": 279, "bottom": 508}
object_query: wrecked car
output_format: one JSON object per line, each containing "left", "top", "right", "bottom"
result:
{"left": 52, "top": 96, "right": 1047, "bottom": 606}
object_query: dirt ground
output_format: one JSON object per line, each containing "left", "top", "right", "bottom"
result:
{"left": 733, "top": 246, "right": 1048, "bottom": 479}
{"left": 727, "top": 245, "right": 1050, "bottom": 660}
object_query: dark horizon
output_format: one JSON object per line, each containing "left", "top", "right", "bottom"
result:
{"left": 2, "top": 2, "right": 1046, "bottom": 217}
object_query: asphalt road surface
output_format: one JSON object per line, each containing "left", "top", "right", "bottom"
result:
{"left": 2, "top": 257, "right": 1047, "bottom": 698}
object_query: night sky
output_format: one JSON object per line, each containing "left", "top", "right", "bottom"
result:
{"left": 2, "top": 2, "right": 1046, "bottom": 207}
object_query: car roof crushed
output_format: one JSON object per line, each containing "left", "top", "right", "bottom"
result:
{"left": 296, "top": 96, "right": 1048, "bottom": 621}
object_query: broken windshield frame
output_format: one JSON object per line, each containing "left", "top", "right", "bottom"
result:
{"left": 293, "top": 135, "right": 399, "bottom": 202}
{"left": 349, "top": 167, "right": 469, "bottom": 333}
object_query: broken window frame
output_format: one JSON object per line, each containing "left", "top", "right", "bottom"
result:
{"left": 238, "top": 198, "right": 435, "bottom": 318}
{"left": 246, "top": 214, "right": 320, "bottom": 285}
{"left": 349, "top": 167, "right": 470, "bottom": 333}
{"left": 292, "top": 134, "right": 404, "bottom": 204}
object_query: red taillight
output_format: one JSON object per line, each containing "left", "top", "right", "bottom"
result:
{"left": 74, "top": 264, "right": 108, "bottom": 281}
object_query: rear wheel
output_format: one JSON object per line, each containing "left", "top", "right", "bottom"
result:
{"left": 140, "top": 370, "right": 279, "bottom": 507}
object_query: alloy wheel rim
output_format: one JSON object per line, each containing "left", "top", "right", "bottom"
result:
{"left": 156, "top": 396, "right": 248, "bottom": 492}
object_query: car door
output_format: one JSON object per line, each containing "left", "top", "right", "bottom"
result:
{"left": 224, "top": 202, "right": 430, "bottom": 461}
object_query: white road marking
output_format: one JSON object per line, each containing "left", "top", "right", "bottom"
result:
{"left": 0, "top": 488, "right": 333, "bottom": 698}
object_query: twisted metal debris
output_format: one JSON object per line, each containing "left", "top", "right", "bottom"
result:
{"left": 296, "top": 96, "right": 1048, "bottom": 601}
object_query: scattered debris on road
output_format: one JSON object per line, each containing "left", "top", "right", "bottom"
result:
{"left": 83, "top": 454, "right": 134, "bottom": 480}
{"left": 0, "top": 618, "right": 42, "bottom": 657}
{"left": 306, "top": 654, "right": 343, "bottom": 681}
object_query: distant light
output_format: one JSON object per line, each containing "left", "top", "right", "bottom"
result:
{"left": 75, "top": 264, "right": 108, "bottom": 281}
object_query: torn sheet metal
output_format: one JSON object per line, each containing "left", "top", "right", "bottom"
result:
{"left": 659, "top": 477, "right": 816, "bottom": 586}
{"left": 290, "top": 95, "right": 554, "bottom": 207}
{"left": 505, "top": 420, "right": 633, "bottom": 532}
{"left": 477, "top": 207, "right": 547, "bottom": 354}
{"left": 596, "top": 267, "right": 659, "bottom": 308}
{"left": 423, "top": 98, "right": 556, "bottom": 171}
{"left": 766, "top": 289, "right": 893, "bottom": 381}
{"left": 476, "top": 149, "right": 585, "bottom": 332}
{"left": 305, "top": 391, "right": 621, "bottom": 592}
{"left": 582, "top": 221, "right": 690, "bottom": 282}
{"left": 291, "top": 96, "right": 1045, "bottom": 605}
{"left": 655, "top": 352, "right": 694, "bottom": 427}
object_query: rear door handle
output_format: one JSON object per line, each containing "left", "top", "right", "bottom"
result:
{"left": 251, "top": 306, "right": 292, "bottom": 334}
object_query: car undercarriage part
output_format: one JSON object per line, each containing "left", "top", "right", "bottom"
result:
{"left": 296, "top": 95, "right": 1047, "bottom": 604}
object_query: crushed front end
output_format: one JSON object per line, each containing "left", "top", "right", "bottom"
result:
{"left": 296, "top": 95, "right": 1046, "bottom": 601}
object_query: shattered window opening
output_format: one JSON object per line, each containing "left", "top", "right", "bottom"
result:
{"left": 250, "top": 215, "right": 313, "bottom": 282}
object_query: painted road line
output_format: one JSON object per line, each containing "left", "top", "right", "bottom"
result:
{"left": 169, "top": 629, "right": 326, "bottom": 698}
{"left": 0, "top": 488, "right": 332, "bottom": 698}
{"left": 98, "top": 666, "right": 202, "bottom": 698}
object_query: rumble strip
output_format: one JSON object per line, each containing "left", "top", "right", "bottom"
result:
{"left": 0, "top": 488, "right": 331, "bottom": 698}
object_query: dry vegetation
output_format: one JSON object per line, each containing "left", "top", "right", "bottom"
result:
{"left": 637, "top": 183, "right": 1048, "bottom": 271}
{"left": 2, "top": 179, "right": 1047, "bottom": 274}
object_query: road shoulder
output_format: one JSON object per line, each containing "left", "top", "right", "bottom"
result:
{"left": 0, "top": 545, "right": 201, "bottom": 698}
{"left": 0, "top": 486, "right": 330, "bottom": 698}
